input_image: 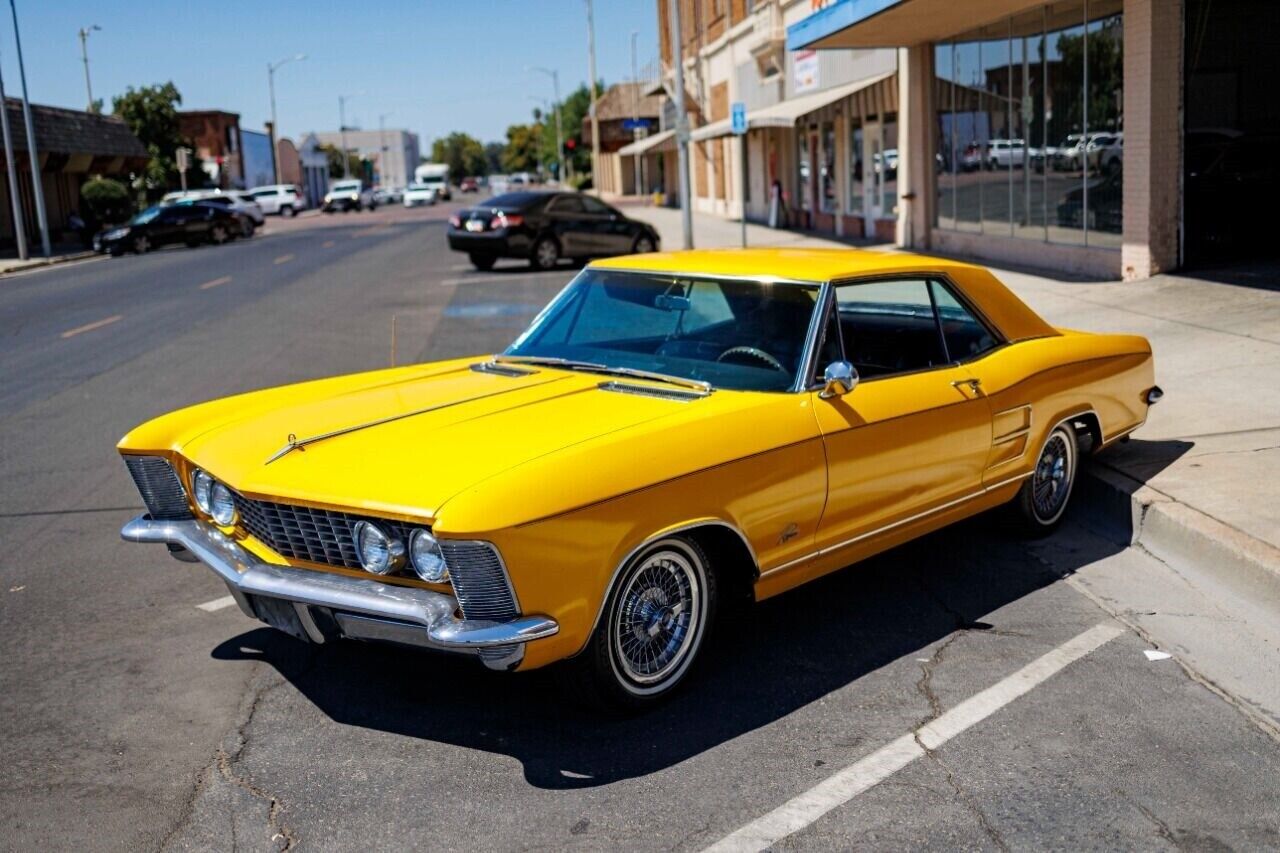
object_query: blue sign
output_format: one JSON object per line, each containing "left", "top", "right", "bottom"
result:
{"left": 622, "top": 118, "right": 651, "bottom": 131}
{"left": 731, "top": 102, "right": 747, "bottom": 135}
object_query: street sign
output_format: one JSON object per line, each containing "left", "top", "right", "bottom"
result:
{"left": 622, "top": 118, "right": 651, "bottom": 131}
{"left": 731, "top": 102, "right": 747, "bottom": 135}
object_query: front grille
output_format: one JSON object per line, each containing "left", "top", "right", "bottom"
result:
{"left": 123, "top": 456, "right": 193, "bottom": 520}
{"left": 438, "top": 540, "right": 519, "bottom": 621}
{"left": 233, "top": 493, "right": 412, "bottom": 570}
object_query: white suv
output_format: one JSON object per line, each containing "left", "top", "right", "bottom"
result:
{"left": 987, "top": 139, "right": 1028, "bottom": 169}
{"left": 250, "top": 184, "right": 308, "bottom": 217}
{"left": 323, "top": 179, "right": 376, "bottom": 213}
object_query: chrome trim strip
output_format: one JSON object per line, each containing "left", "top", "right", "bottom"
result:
{"left": 596, "top": 381, "right": 709, "bottom": 401}
{"left": 761, "top": 471, "right": 1034, "bottom": 578}
{"left": 580, "top": 519, "right": 760, "bottom": 655}
{"left": 121, "top": 515, "right": 558, "bottom": 664}
{"left": 585, "top": 265, "right": 825, "bottom": 286}
{"left": 470, "top": 360, "right": 537, "bottom": 377}
{"left": 439, "top": 537, "right": 523, "bottom": 619}
{"left": 792, "top": 281, "right": 835, "bottom": 393}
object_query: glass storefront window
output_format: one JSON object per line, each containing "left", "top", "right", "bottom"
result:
{"left": 820, "top": 122, "right": 837, "bottom": 213}
{"left": 933, "top": 0, "right": 1122, "bottom": 248}
{"left": 849, "top": 120, "right": 864, "bottom": 217}
{"left": 797, "top": 128, "right": 811, "bottom": 212}
{"left": 882, "top": 119, "right": 899, "bottom": 215}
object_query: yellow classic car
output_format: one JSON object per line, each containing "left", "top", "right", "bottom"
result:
{"left": 119, "top": 248, "right": 1159, "bottom": 708}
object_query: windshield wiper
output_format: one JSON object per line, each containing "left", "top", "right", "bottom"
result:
{"left": 494, "top": 355, "right": 713, "bottom": 393}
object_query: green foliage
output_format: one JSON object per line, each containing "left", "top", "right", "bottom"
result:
{"left": 566, "top": 172, "right": 593, "bottom": 191}
{"left": 318, "top": 143, "right": 371, "bottom": 180}
{"left": 535, "top": 82, "right": 602, "bottom": 178}
{"left": 80, "top": 176, "right": 132, "bottom": 225}
{"left": 484, "top": 141, "right": 505, "bottom": 174}
{"left": 501, "top": 123, "right": 543, "bottom": 173}
{"left": 112, "top": 82, "right": 184, "bottom": 197}
{"left": 1046, "top": 20, "right": 1124, "bottom": 141}
{"left": 430, "top": 132, "right": 488, "bottom": 183}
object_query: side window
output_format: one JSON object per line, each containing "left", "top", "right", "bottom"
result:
{"left": 833, "top": 279, "right": 946, "bottom": 378}
{"left": 929, "top": 281, "right": 999, "bottom": 360}
{"left": 550, "top": 195, "right": 585, "bottom": 214}
{"left": 581, "top": 195, "right": 612, "bottom": 215}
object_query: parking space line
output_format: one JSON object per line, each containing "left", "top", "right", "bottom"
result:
{"left": 198, "top": 275, "right": 232, "bottom": 290}
{"left": 702, "top": 622, "right": 1124, "bottom": 853}
{"left": 196, "top": 595, "right": 237, "bottom": 613}
{"left": 439, "top": 271, "right": 566, "bottom": 286}
{"left": 60, "top": 314, "right": 122, "bottom": 339}
{"left": 273, "top": 253, "right": 295, "bottom": 265}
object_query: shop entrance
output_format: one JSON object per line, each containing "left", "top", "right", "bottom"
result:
{"left": 863, "top": 119, "right": 886, "bottom": 238}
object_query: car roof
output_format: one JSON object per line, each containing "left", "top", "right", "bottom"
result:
{"left": 589, "top": 248, "right": 983, "bottom": 284}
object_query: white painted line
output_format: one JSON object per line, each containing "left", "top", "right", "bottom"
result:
{"left": 198, "top": 275, "right": 232, "bottom": 290}
{"left": 273, "top": 253, "right": 295, "bottom": 265}
{"left": 702, "top": 622, "right": 1124, "bottom": 853}
{"left": 439, "top": 271, "right": 566, "bottom": 287}
{"left": 196, "top": 595, "right": 237, "bottom": 613}
{"left": 60, "top": 313, "right": 123, "bottom": 339}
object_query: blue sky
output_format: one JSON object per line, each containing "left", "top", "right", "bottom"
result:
{"left": 6, "top": 1, "right": 658, "bottom": 146}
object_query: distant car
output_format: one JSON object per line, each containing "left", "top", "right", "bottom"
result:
{"left": 488, "top": 174, "right": 511, "bottom": 195}
{"left": 459, "top": 177, "right": 479, "bottom": 193}
{"left": 249, "top": 184, "right": 307, "bottom": 217}
{"left": 94, "top": 202, "right": 241, "bottom": 255}
{"left": 958, "top": 142, "right": 983, "bottom": 172}
{"left": 447, "top": 190, "right": 659, "bottom": 271}
{"left": 987, "top": 139, "right": 1027, "bottom": 169}
{"left": 163, "top": 189, "right": 264, "bottom": 229}
{"left": 323, "top": 180, "right": 375, "bottom": 213}
{"left": 414, "top": 164, "right": 452, "bottom": 201}
{"left": 1087, "top": 133, "right": 1123, "bottom": 174}
{"left": 373, "top": 186, "right": 402, "bottom": 205}
{"left": 172, "top": 196, "right": 257, "bottom": 237}
{"left": 402, "top": 184, "right": 437, "bottom": 207}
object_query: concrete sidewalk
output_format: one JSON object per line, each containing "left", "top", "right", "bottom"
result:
{"left": 630, "top": 205, "right": 1280, "bottom": 588}
{"left": 0, "top": 247, "right": 97, "bottom": 276}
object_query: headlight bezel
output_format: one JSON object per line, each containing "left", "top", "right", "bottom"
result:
{"left": 191, "top": 468, "right": 214, "bottom": 515}
{"left": 209, "top": 481, "right": 237, "bottom": 526}
{"left": 352, "top": 520, "right": 406, "bottom": 575}
{"left": 408, "top": 528, "right": 449, "bottom": 582}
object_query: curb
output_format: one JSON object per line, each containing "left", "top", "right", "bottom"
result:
{"left": 1079, "top": 461, "right": 1280, "bottom": 624}
{"left": 0, "top": 250, "right": 98, "bottom": 276}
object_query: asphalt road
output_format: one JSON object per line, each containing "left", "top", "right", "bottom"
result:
{"left": 2, "top": 201, "right": 1277, "bottom": 851}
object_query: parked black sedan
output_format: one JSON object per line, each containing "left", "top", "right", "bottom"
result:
{"left": 447, "top": 191, "right": 659, "bottom": 270}
{"left": 94, "top": 202, "right": 242, "bottom": 256}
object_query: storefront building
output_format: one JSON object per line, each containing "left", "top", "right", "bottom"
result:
{"left": 789, "top": 0, "right": 1277, "bottom": 281}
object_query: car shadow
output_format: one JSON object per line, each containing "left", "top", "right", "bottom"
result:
{"left": 211, "top": 437, "right": 1191, "bottom": 790}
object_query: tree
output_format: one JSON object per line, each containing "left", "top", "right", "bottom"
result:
{"left": 112, "top": 82, "right": 184, "bottom": 197}
{"left": 318, "top": 143, "right": 371, "bottom": 180}
{"left": 80, "top": 176, "right": 132, "bottom": 226}
{"left": 501, "top": 123, "right": 543, "bottom": 173}
{"left": 534, "top": 80, "right": 603, "bottom": 178}
{"left": 484, "top": 141, "right": 505, "bottom": 174}
{"left": 430, "top": 132, "right": 488, "bottom": 183}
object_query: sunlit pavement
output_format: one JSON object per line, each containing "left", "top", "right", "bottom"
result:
{"left": 1, "top": 205, "right": 1278, "bottom": 850}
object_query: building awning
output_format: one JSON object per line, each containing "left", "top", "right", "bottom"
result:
{"left": 618, "top": 129, "right": 676, "bottom": 157}
{"left": 689, "top": 69, "right": 896, "bottom": 142}
{"left": 787, "top": 0, "right": 1053, "bottom": 49}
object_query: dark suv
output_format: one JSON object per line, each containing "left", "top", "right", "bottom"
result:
{"left": 447, "top": 191, "right": 659, "bottom": 270}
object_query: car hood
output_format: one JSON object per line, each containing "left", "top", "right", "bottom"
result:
{"left": 140, "top": 358, "right": 714, "bottom": 524}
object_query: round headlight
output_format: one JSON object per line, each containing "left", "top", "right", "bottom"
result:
{"left": 191, "top": 469, "right": 214, "bottom": 514}
{"left": 210, "top": 481, "right": 237, "bottom": 526}
{"left": 409, "top": 529, "right": 448, "bottom": 582}
{"left": 353, "top": 521, "right": 405, "bottom": 575}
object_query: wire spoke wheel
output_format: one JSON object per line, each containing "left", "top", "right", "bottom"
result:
{"left": 1032, "top": 431, "right": 1074, "bottom": 523}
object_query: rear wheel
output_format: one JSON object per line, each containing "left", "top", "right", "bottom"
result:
{"left": 559, "top": 536, "right": 715, "bottom": 712}
{"left": 1009, "top": 424, "right": 1078, "bottom": 535}
{"left": 469, "top": 253, "right": 497, "bottom": 271}
{"left": 281, "top": 205, "right": 295, "bottom": 217}
{"left": 531, "top": 236, "right": 559, "bottom": 270}
{"left": 633, "top": 234, "right": 656, "bottom": 254}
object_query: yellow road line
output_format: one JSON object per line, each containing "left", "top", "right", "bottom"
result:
{"left": 60, "top": 314, "right": 123, "bottom": 339}
{"left": 273, "top": 253, "right": 295, "bottom": 265}
{"left": 198, "top": 275, "right": 232, "bottom": 290}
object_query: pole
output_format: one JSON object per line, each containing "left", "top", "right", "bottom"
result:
{"left": 668, "top": 0, "right": 693, "bottom": 249}
{"left": 631, "top": 31, "right": 642, "bottom": 197}
{"left": 0, "top": 56, "right": 27, "bottom": 260}
{"left": 268, "top": 64, "right": 279, "bottom": 185}
{"left": 78, "top": 25, "right": 99, "bottom": 111}
{"left": 11, "top": 0, "right": 50, "bottom": 257}
{"left": 585, "top": 0, "right": 600, "bottom": 193}
{"left": 378, "top": 112, "right": 392, "bottom": 187}
{"left": 339, "top": 96, "right": 349, "bottom": 179}
{"left": 740, "top": 133, "right": 747, "bottom": 248}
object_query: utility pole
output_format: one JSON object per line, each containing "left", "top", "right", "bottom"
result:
{"left": 585, "top": 0, "right": 600, "bottom": 193}
{"left": 338, "top": 92, "right": 363, "bottom": 179}
{"left": 631, "top": 31, "right": 642, "bottom": 197}
{"left": 378, "top": 112, "right": 393, "bottom": 187}
{"left": 78, "top": 24, "right": 100, "bottom": 111}
{"left": 0, "top": 47, "right": 26, "bottom": 260}
{"left": 268, "top": 54, "right": 305, "bottom": 185}
{"left": 11, "top": 0, "right": 49, "bottom": 257}
{"left": 668, "top": 0, "right": 693, "bottom": 249}
{"left": 530, "top": 67, "right": 564, "bottom": 184}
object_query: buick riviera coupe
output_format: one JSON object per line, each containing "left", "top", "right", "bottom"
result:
{"left": 120, "top": 249, "right": 1159, "bottom": 709}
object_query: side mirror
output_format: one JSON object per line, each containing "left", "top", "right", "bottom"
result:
{"left": 820, "top": 360, "right": 858, "bottom": 399}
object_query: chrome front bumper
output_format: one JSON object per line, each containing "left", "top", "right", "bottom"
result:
{"left": 121, "top": 515, "right": 558, "bottom": 671}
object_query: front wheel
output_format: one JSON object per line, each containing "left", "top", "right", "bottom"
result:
{"left": 132, "top": 235, "right": 151, "bottom": 254}
{"left": 240, "top": 219, "right": 255, "bottom": 238}
{"left": 1009, "top": 424, "right": 1078, "bottom": 535}
{"left": 209, "top": 224, "right": 229, "bottom": 245}
{"left": 559, "top": 536, "right": 716, "bottom": 711}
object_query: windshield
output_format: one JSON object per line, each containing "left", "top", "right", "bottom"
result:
{"left": 505, "top": 270, "right": 820, "bottom": 391}
{"left": 332, "top": 181, "right": 361, "bottom": 192}
{"left": 130, "top": 206, "right": 162, "bottom": 225}
{"left": 406, "top": 184, "right": 433, "bottom": 192}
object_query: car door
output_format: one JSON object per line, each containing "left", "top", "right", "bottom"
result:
{"left": 544, "top": 194, "right": 592, "bottom": 255}
{"left": 150, "top": 206, "right": 188, "bottom": 246}
{"left": 810, "top": 278, "right": 993, "bottom": 551}
{"left": 581, "top": 194, "right": 634, "bottom": 254}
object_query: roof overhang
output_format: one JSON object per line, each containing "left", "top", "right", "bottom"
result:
{"left": 618, "top": 129, "right": 676, "bottom": 156}
{"left": 787, "top": 0, "right": 1053, "bottom": 49}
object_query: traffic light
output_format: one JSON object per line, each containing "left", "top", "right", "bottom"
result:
{"left": 564, "top": 138, "right": 577, "bottom": 156}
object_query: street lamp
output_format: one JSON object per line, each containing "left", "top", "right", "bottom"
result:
{"left": 78, "top": 24, "right": 101, "bottom": 111}
{"left": 378, "top": 112, "right": 393, "bottom": 187}
{"left": 267, "top": 53, "right": 306, "bottom": 184}
{"left": 528, "top": 66, "right": 565, "bottom": 183}
{"left": 338, "top": 91, "right": 364, "bottom": 179}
